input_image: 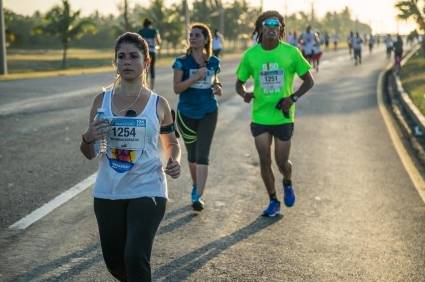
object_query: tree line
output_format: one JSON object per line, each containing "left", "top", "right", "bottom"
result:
{"left": 6, "top": 0, "right": 378, "bottom": 51}
{"left": 395, "top": 0, "right": 425, "bottom": 50}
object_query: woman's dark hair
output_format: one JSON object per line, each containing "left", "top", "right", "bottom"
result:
{"left": 253, "top": 10, "right": 285, "bottom": 43}
{"left": 186, "top": 23, "right": 212, "bottom": 58}
{"left": 143, "top": 18, "right": 152, "bottom": 28}
{"left": 114, "top": 32, "right": 150, "bottom": 84}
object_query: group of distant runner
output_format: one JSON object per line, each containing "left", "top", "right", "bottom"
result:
{"left": 79, "top": 9, "right": 405, "bottom": 281}
{"left": 286, "top": 27, "right": 404, "bottom": 69}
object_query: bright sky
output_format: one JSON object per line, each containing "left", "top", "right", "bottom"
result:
{"left": 4, "top": 0, "right": 418, "bottom": 34}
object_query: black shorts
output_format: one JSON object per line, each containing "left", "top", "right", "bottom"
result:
{"left": 302, "top": 52, "right": 313, "bottom": 60}
{"left": 250, "top": 122, "right": 294, "bottom": 141}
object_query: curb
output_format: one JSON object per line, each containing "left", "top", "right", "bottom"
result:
{"left": 378, "top": 46, "right": 425, "bottom": 204}
{"left": 393, "top": 45, "right": 424, "bottom": 137}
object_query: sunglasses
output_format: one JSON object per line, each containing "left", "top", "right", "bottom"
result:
{"left": 262, "top": 18, "right": 281, "bottom": 28}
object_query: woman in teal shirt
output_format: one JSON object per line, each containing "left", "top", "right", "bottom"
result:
{"left": 172, "top": 23, "right": 222, "bottom": 211}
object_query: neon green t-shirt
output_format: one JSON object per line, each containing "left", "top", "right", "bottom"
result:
{"left": 236, "top": 42, "right": 311, "bottom": 125}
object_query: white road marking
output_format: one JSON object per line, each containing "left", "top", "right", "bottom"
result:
{"left": 9, "top": 173, "right": 97, "bottom": 230}
{"left": 377, "top": 67, "right": 425, "bottom": 204}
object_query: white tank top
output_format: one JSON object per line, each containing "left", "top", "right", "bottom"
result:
{"left": 92, "top": 89, "right": 167, "bottom": 200}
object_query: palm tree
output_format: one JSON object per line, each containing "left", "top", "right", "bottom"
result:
{"left": 115, "top": 0, "right": 133, "bottom": 33}
{"left": 395, "top": 0, "right": 425, "bottom": 49}
{"left": 34, "top": 0, "right": 95, "bottom": 68}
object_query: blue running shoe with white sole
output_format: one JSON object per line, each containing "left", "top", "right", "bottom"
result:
{"left": 262, "top": 199, "right": 281, "bottom": 217}
{"left": 283, "top": 182, "right": 296, "bottom": 207}
{"left": 191, "top": 185, "right": 197, "bottom": 203}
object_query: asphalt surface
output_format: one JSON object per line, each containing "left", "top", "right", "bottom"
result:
{"left": 0, "top": 47, "right": 424, "bottom": 281}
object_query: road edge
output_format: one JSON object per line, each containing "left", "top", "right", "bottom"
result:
{"left": 377, "top": 65, "right": 425, "bottom": 204}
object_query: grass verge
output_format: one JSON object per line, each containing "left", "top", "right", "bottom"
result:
{"left": 0, "top": 49, "right": 242, "bottom": 81}
{"left": 400, "top": 48, "right": 425, "bottom": 116}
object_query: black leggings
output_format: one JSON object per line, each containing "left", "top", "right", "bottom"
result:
{"left": 149, "top": 52, "right": 156, "bottom": 79}
{"left": 176, "top": 110, "right": 218, "bottom": 165}
{"left": 94, "top": 197, "right": 166, "bottom": 282}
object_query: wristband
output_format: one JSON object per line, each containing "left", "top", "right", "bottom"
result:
{"left": 160, "top": 123, "right": 176, "bottom": 134}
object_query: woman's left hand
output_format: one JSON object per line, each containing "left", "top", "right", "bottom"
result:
{"left": 165, "top": 157, "right": 181, "bottom": 179}
{"left": 212, "top": 83, "right": 222, "bottom": 96}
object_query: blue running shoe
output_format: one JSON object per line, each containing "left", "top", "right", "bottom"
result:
{"left": 283, "top": 182, "right": 296, "bottom": 207}
{"left": 262, "top": 199, "right": 281, "bottom": 217}
{"left": 191, "top": 185, "right": 197, "bottom": 203}
{"left": 192, "top": 194, "right": 205, "bottom": 211}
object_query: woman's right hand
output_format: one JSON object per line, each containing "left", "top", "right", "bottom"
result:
{"left": 84, "top": 119, "right": 110, "bottom": 143}
{"left": 195, "top": 67, "right": 208, "bottom": 81}
{"left": 165, "top": 157, "right": 181, "bottom": 179}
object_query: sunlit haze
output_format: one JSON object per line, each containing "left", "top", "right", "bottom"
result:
{"left": 5, "top": 0, "right": 418, "bottom": 34}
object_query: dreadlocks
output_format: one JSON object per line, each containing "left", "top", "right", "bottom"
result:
{"left": 253, "top": 10, "right": 285, "bottom": 43}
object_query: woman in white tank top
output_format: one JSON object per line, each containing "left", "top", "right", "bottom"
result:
{"left": 80, "top": 32, "right": 181, "bottom": 282}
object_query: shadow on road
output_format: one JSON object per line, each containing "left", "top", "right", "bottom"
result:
{"left": 10, "top": 242, "right": 102, "bottom": 282}
{"left": 152, "top": 215, "right": 282, "bottom": 281}
{"left": 158, "top": 213, "right": 199, "bottom": 236}
{"left": 162, "top": 205, "right": 193, "bottom": 221}
{"left": 8, "top": 209, "right": 279, "bottom": 281}
{"left": 7, "top": 205, "right": 194, "bottom": 281}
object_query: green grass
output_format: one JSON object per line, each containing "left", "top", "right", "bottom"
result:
{"left": 400, "top": 48, "right": 425, "bottom": 116}
{"left": 5, "top": 49, "right": 115, "bottom": 74}
{"left": 0, "top": 48, "right": 170, "bottom": 80}
{"left": 8, "top": 48, "right": 114, "bottom": 61}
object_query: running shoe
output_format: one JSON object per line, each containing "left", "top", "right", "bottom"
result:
{"left": 262, "top": 199, "right": 281, "bottom": 217}
{"left": 191, "top": 185, "right": 197, "bottom": 203}
{"left": 192, "top": 195, "right": 205, "bottom": 211}
{"left": 283, "top": 182, "right": 296, "bottom": 207}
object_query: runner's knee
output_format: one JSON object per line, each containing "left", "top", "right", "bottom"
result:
{"left": 196, "top": 155, "right": 209, "bottom": 165}
{"left": 276, "top": 157, "right": 289, "bottom": 169}
{"left": 258, "top": 154, "right": 272, "bottom": 167}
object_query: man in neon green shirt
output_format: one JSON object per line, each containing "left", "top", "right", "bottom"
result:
{"left": 235, "top": 10, "right": 314, "bottom": 217}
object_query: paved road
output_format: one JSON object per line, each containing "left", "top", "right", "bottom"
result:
{"left": 0, "top": 47, "right": 424, "bottom": 281}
